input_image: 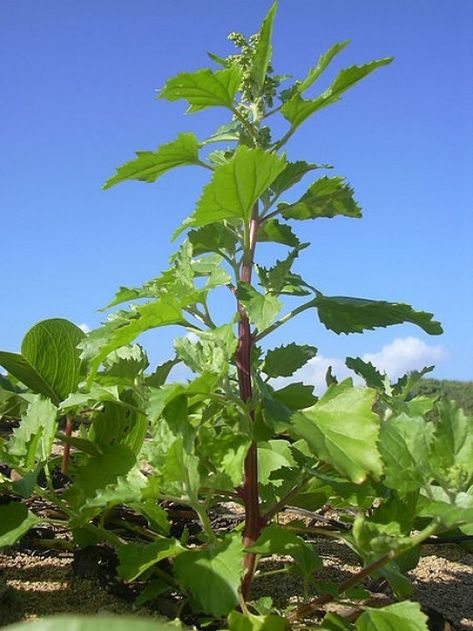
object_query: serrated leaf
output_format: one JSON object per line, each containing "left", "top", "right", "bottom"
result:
{"left": 159, "top": 66, "right": 241, "bottom": 112}
{"left": 297, "top": 40, "right": 351, "bottom": 93}
{"left": 257, "top": 244, "right": 309, "bottom": 294}
{"left": 201, "top": 121, "right": 242, "bottom": 145}
{"left": 144, "top": 358, "right": 179, "bottom": 388}
{"left": 0, "top": 319, "right": 84, "bottom": 405}
{"left": 103, "top": 132, "right": 201, "bottom": 189}
{"left": 251, "top": 3, "right": 277, "bottom": 95}
{"left": 280, "top": 176, "right": 361, "bottom": 221}
{"left": 188, "top": 223, "right": 237, "bottom": 255}
{"left": 293, "top": 381, "right": 382, "bottom": 483}
{"left": 270, "top": 161, "right": 325, "bottom": 198}
{"left": 117, "top": 538, "right": 183, "bottom": 581}
{"left": 346, "top": 357, "right": 385, "bottom": 390}
{"left": 8, "top": 395, "right": 58, "bottom": 464}
{"left": 190, "top": 146, "right": 286, "bottom": 227}
{"left": 237, "top": 283, "right": 281, "bottom": 333}
{"left": 263, "top": 343, "right": 316, "bottom": 378}
{"left": 282, "top": 57, "right": 393, "bottom": 130}
{"left": 174, "top": 535, "right": 244, "bottom": 616}
{"left": 228, "top": 611, "right": 289, "bottom": 631}
{"left": 314, "top": 294, "right": 443, "bottom": 335}
{"left": 80, "top": 298, "right": 185, "bottom": 377}
{"left": 64, "top": 444, "right": 136, "bottom": 508}
{"left": 356, "top": 601, "right": 428, "bottom": 631}
{"left": 102, "top": 344, "right": 149, "bottom": 381}
{"left": 272, "top": 382, "right": 317, "bottom": 410}
{"left": 258, "top": 440, "right": 296, "bottom": 485}
{"left": 430, "top": 400, "right": 473, "bottom": 491}
{"left": 379, "top": 414, "right": 435, "bottom": 494}
{"left": 2, "top": 616, "right": 185, "bottom": 631}
{"left": 257, "top": 218, "right": 300, "bottom": 246}
{"left": 0, "top": 502, "right": 41, "bottom": 547}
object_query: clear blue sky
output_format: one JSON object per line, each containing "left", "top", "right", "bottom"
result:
{"left": 1, "top": 1, "right": 472, "bottom": 383}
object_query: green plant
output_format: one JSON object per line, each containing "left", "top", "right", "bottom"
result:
{"left": 1, "top": 4, "right": 472, "bottom": 629}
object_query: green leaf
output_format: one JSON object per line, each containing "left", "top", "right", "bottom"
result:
{"left": 314, "top": 294, "right": 443, "bottom": 335}
{"left": 430, "top": 400, "right": 473, "bottom": 491}
{"left": 269, "top": 161, "right": 322, "bottom": 198}
{"left": 228, "top": 611, "right": 289, "bottom": 631}
{"left": 356, "top": 601, "right": 428, "bottom": 631}
{"left": 416, "top": 487, "right": 473, "bottom": 528}
{"left": 159, "top": 66, "right": 242, "bottom": 112}
{"left": 103, "top": 132, "right": 201, "bottom": 189}
{"left": 8, "top": 395, "right": 58, "bottom": 464}
{"left": 293, "top": 381, "right": 382, "bottom": 482}
{"left": 378, "top": 414, "right": 434, "bottom": 494}
{"left": 251, "top": 2, "right": 277, "bottom": 96}
{"left": 257, "top": 243, "right": 309, "bottom": 294}
{"left": 297, "top": 40, "right": 351, "bottom": 93}
{"left": 144, "top": 358, "right": 179, "bottom": 388}
{"left": 102, "top": 344, "right": 148, "bottom": 381}
{"left": 345, "top": 357, "right": 385, "bottom": 390}
{"left": 117, "top": 538, "right": 183, "bottom": 581}
{"left": 258, "top": 440, "right": 296, "bottom": 485}
{"left": 279, "top": 176, "right": 361, "bottom": 221}
{"left": 272, "top": 382, "right": 316, "bottom": 410}
{"left": 64, "top": 444, "right": 136, "bottom": 509}
{"left": 200, "top": 121, "right": 242, "bottom": 145}
{"left": 0, "top": 502, "right": 40, "bottom": 547}
{"left": 237, "top": 283, "right": 282, "bottom": 333}
{"left": 80, "top": 298, "right": 185, "bottom": 377}
{"left": 319, "top": 612, "right": 351, "bottom": 631}
{"left": 190, "top": 146, "right": 286, "bottom": 227}
{"left": 2, "top": 616, "right": 185, "bottom": 631}
{"left": 174, "top": 534, "right": 244, "bottom": 616}
{"left": 257, "top": 219, "right": 300, "bottom": 247}
{"left": 0, "top": 319, "right": 85, "bottom": 405}
{"left": 188, "top": 223, "right": 237, "bottom": 255}
{"left": 263, "top": 343, "right": 316, "bottom": 378}
{"left": 282, "top": 57, "right": 393, "bottom": 131}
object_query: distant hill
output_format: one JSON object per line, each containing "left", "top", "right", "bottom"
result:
{"left": 412, "top": 378, "right": 473, "bottom": 414}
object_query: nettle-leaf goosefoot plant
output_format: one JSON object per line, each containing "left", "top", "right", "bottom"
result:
{"left": 1, "top": 3, "right": 472, "bottom": 630}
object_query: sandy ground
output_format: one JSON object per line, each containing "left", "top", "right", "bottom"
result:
{"left": 1, "top": 538, "right": 472, "bottom": 630}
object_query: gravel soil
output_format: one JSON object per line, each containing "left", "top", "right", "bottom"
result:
{"left": 1, "top": 537, "right": 472, "bottom": 630}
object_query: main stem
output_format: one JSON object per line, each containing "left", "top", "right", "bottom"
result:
{"left": 237, "top": 203, "right": 265, "bottom": 600}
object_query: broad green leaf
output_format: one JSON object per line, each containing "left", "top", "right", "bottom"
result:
{"left": 263, "top": 343, "right": 316, "bottom": 378}
{"left": 201, "top": 121, "right": 242, "bottom": 145}
{"left": 257, "top": 218, "right": 300, "bottom": 246}
{"left": 416, "top": 486, "right": 473, "bottom": 528}
{"left": 237, "top": 283, "right": 282, "bottom": 332}
{"left": 174, "top": 535, "right": 244, "bottom": 616}
{"left": 0, "top": 352, "right": 57, "bottom": 403}
{"left": 269, "top": 161, "right": 321, "bottom": 198}
{"left": 346, "top": 357, "right": 385, "bottom": 390}
{"left": 279, "top": 176, "right": 361, "bottom": 220}
{"left": 251, "top": 2, "right": 277, "bottom": 95}
{"left": 175, "top": 324, "right": 237, "bottom": 375}
{"left": 297, "top": 40, "right": 350, "bottom": 93}
{"left": 430, "top": 400, "right": 473, "bottom": 491}
{"left": 64, "top": 444, "right": 136, "bottom": 508}
{"left": 0, "top": 387, "right": 27, "bottom": 419}
{"left": 293, "top": 381, "right": 382, "bottom": 482}
{"left": 117, "top": 538, "right": 183, "bottom": 581}
{"left": 282, "top": 57, "right": 393, "bottom": 131}
{"left": 272, "top": 382, "right": 317, "bottom": 410}
{"left": 88, "top": 399, "right": 147, "bottom": 455}
{"left": 80, "top": 298, "right": 185, "bottom": 377}
{"left": 188, "top": 223, "right": 237, "bottom": 255}
{"left": 258, "top": 440, "right": 296, "bottom": 485}
{"left": 102, "top": 344, "right": 149, "bottom": 381}
{"left": 3, "top": 616, "right": 185, "bottom": 631}
{"left": 159, "top": 66, "right": 241, "bottom": 112}
{"left": 190, "top": 146, "right": 286, "bottom": 227}
{"left": 103, "top": 132, "right": 200, "bottom": 189}
{"left": 314, "top": 294, "right": 443, "bottom": 335}
{"left": 378, "top": 414, "right": 434, "bottom": 494}
{"left": 0, "top": 319, "right": 84, "bottom": 405}
{"left": 199, "top": 426, "right": 250, "bottom": 488}
{"left": 228, "top": 611, "right": 289, "bottom": 631}
{"left": 8, "top": 395, "right": 58, "bottom": 464}
{"left": 356, "top": 601, "right": 428, "bottom": 631}
{"left": 0, "top": 502, "right": 40, "bottom": 547}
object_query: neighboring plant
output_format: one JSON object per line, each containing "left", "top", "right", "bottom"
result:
{"left": 1, "top": 4, "right": 472, "bottom": 630}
